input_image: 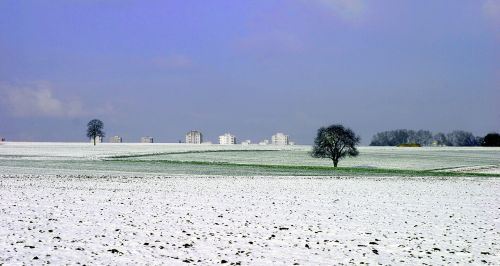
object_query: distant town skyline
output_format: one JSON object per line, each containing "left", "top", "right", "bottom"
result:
{"left": 0, "top": 0, "right": 499, "bottom": 144}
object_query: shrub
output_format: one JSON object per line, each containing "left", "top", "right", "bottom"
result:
{"left": 397, "top": 143, "right": 421, "bottom": 147}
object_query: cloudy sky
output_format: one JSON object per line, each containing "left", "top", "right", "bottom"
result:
{"left": 0, "top": 0, "right": 499, "bottom": 144}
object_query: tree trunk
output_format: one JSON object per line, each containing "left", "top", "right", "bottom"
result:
{"left": 333, "top": 160, "right": 338, "bottom": 168}
{"left": 93, "top": 136, "right": 96, "bottom": 146}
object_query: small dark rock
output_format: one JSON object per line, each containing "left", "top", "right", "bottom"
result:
{"left": 108, "top": 248, "right": 121, "bottom": 254}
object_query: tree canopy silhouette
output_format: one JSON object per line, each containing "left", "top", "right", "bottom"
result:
{"left": 482, "top": 132, "right": 500, "bottom": 147}
{"left": 311, "top": 124, "right": 360, "bottom": 167}
{"left": 86, "top": 119, "right": 105, "bottom": 146}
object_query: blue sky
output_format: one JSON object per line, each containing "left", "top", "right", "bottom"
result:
{"left": 0, "top": 0, "right": 499, "bottom": 144}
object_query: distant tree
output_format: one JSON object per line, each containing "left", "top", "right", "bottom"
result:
{"left": 311, "top": 124, "right": 360, "bottom": 167}
{"left": 372, "top": 129, "right": 483, "bottom": 146}
{"left": 392, "top": 129, "right": 410, "bottom": 145}
{"left": 370, "top": 130, "right": 406, "bottom": 146}
{"left": 446, "top": 130, "right": 478, "bottom": 146}
{"left": 475, "top": 136, "right": 484, "bottom": 146}
{"left": 371, "top": 129, "right": 432, "bottom": 146}
{"left": 369, "top": 131, "right": 389, "bottom": 146}
{"left": 433, "top": 132, "right": 447, "bottom": 146}
{"left": 482, "top": 133, "right": 500, "bottom": 147}
{"left": 86, "top": 119, "right": 105, "bottom": 146}
{"left": 415, "top": 130, "right": 433, "bottom": 146}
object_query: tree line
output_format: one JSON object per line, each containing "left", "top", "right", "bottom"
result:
{"left": 370, "top": 129, "right": 500, "bottom": 147}
{"left": 86, "top": 119, "right": 499, "bottom": 168}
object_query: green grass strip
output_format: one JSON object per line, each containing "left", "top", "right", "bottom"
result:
{"left": 108, "top": 149, "right": 281, "bottom": 159}
{"left": 105, "top": 159, "right": 500, "bottom": 177}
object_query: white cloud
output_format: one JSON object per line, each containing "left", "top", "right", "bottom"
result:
{"left": 311, "top": 0, "right": 366, "bottom": 22}
{"left": 0, "top": 81, "right": 85, "bottom": 118}
{"left": 483, "top": 0, "right": 500, "bottom": 25}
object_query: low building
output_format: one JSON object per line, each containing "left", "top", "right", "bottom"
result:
{"left": 259, "top": 139, "right": 270, "bottom": 145}
{"left": 272, "top": 133, "right": 290, "bottom": 145}
{"left": 141, "top": 136, "right": 154, "bottom": 143}
{"left": 90, "top": 136, "right": 103, "bottom": 144}
{"left": 219, "top": 133, "right": 236, "bottom": 145}
{"left": 241, "top": 140, "right": 251, "bottom": 146}
{"left": 186, "top": 130, "right": 203, "bottom": 144}
{"left": 110, "top": 136, "right": 122, "bottom": 143}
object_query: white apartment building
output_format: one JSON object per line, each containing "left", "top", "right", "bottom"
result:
{"left": 219, "top": 133, "right": 236, "bottom": 145}
{"left": 141, "top": 136, "right": 154, "bottom": 143}
{"left": 186, "top": 130, "right": 203, "bottom": 144}
{"left": 110, "top": 136, "right": 122, "bottom": 143}
{"left": 272, "top": 133, "right": 290, "bottom": 145}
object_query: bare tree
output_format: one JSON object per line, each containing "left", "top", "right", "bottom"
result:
{"left": 433, "top": 132, "right": 447, "bottom": 146}
{"left": 311, "top": 124, "right": 360, "bottom": 167}
{"left": 446, "top": 130, "right": 478, "bottom": 146}
{"left": 86, "top": 119, "right": 105, "bottom": 146}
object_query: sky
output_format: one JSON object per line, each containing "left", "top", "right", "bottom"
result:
{"left": 0, "top": 0, "right": 499, "bottom": 144}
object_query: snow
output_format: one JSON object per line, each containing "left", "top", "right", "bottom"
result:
{"left": 0, "top": 176, "right": 498, "bottom": 265}
{"left": 1, "top": 142, "right": 499, "bottom": 172}
{"left": 0, "top": 142, "right": 290, "bottom": 161}
{"left": 0, "top": 143, "right": 499, "bottom": 264}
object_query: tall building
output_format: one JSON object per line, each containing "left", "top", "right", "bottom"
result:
{"left": 272, "top": 133, "right": 289, "bottom": 145}
{"left": 219, "top": 133, "right": 236, "bottom": 145}
{"left": 110, "top": 136, "right": 122, "bottom": 143}
{"left": 141, "top": 136, "right": 154, "bottom": 143}
{"left": 186, "top": 130, "right": 203, "bottom": 144}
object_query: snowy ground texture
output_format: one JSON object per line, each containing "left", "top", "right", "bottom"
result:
{"left": 1, "top": 142, "right": 499, "bottom": 175}
{"left": 0, "top": 176, "right": 499, "bottom": 265}
{"left": 0, "top": 143, "right": 499, "bottom": 265}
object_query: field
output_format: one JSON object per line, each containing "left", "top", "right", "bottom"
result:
{"left": 0, "top": 142, "right": 499, "bottom": 265}
{"left": 1, "top": 142, "right": 499, "bottom": 177}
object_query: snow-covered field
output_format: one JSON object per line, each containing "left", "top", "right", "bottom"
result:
{"left": 0, "top": 142, "right": 286, "bottom": 161}
{"left": 0, "top": 176, "right": 498, "bottom": 265}
{"left": 0, "top": 142, "right": 499, "bottom": 264}
{"left": 1, "top": 142, "right": 499, "bottom": 173}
